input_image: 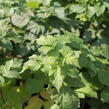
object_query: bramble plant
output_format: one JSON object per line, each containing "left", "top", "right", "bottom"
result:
{"left": 0, "top": 0, "right": 109, "bottom": 109}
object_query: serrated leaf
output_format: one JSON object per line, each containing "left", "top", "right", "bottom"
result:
{"left": 22, "top": 59, "right": 41, "bottom": 72}
{"left": 76, "top": 73, "right": 98, "bottom": 98}
{"left": 53, "top": 67, "right": 63, "bottom": 92}
{"left": 21, "top": 55, "right": 41, "bottom": 73}
{"left": 1, "top": 59, "right": 22, "bottom": 78}
{"left": 36, "top": 35, "right": 56, "bottom": 46}
{"left": 61, "top": 92, "right": 79, "bottom": 109}
{"left": 60, "top": 88, "right": 79, "bottom": 109}
{"left": 38, "top": 46, "right": 53, "bottom": 54}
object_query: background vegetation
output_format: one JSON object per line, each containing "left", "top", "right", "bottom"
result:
{"left": 0, "top": 0, "right": 109, "bottom": 109}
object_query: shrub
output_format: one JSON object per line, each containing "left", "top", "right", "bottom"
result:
{"left": 0, "top": 0, "right": 109, "bottom": 109}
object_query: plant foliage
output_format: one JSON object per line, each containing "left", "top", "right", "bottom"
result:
{"left": 0, "top": 0, "right": 109, "bottom": 109}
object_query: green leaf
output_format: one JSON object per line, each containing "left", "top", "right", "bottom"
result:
{"left": 98, "top": 71, "right": 109, "bottom": 87}
{"left": 50, "top": 104, "right": 60, "bottom": 109}
{"left": 14, "top": 46, "right": 29, "bottom": 57}
{"left": 88, "top": 99, "right": 109, "bottom": 109}
{"left": 70, "top": 4, "right": 85, "bottom": 14}
{"left": 0, "top": 98, "right": 4, "bottom": 109}
{"left": 52, "top": 66, "right": 64, "bottom": 92}
{"left": 79, "top": 54, "right": 89, "bottom": 67}
{"left": 76, "top": 86, "right": 97, "bottom": 98}
{"left": 55, "top": 7, "right": 65, "bottom": 19}
{"left": 60, "top": 91, "right": 79, "bottom": 109}
{"left": 75, "top": 91, "right": 85, "bottom": 99}
{"left": 1, "top": 40, "right": 13, "bottom": 50}
{"left": 65, "top": 76, "right": 83, "bottom": 88}
{"left": 69, "top": 35, "right": 83, "bottom": 49}
{"left": 3, "top": 85, "right": 30, "bottom": 109}
{"left": 64, "top": 53, "right": 80, "bottom": 68}
{"left": 36, "top": 35, "right": 56, "bottom": 46}
{"left": 24, "top": 96, "right": 43, "bottom": 109}
{"left": 54, "top": 87, "right": 80, "bottom": 109}
{"left": 94, "top": 3, "right": 105, "bottom": 16}
{"left": 25, "top": 2, "right": 40, "bottom": 8}
{"left": 22, "top": 59, "right": 41, "bottom": 72}
{"left": 76, "top": 73, "right": 98, "bottom": 98}
{"left": 21, "top": 55, "right": 41, "bottom": 73}
{"left": 43, "top": 0, "right": 52, "bottom": 5}
{"left": 25, "top": 78, "right": 44, "bottom": 94}
{"left": 87, "top": 6, "right": 95, "bottom": 18}
{"left": 12, "top": 13, "right": 30, "bottom": 28}
{"left": 1, "top": 59, "right": 22, "bottom": 78}
{"left": 79, "top": 54, "right": 97, "bottom": 76}
{"left": 0, "top": 76, "right": 5, "bottom": 86}
{"left": 38, "top": 46, "right": 53, "bottom": 54}
{"left": 101, "top": 88, "right": 109, "bottom": 103}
